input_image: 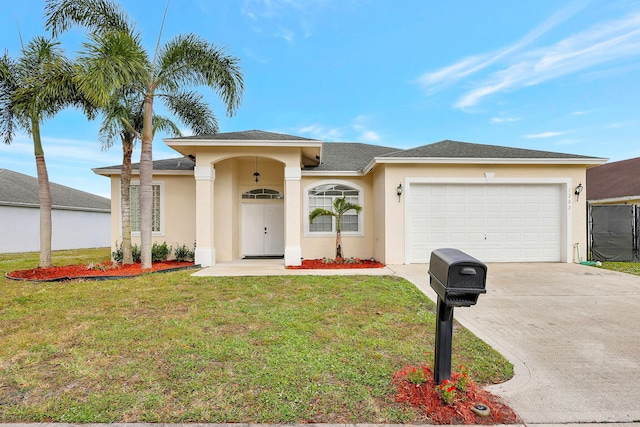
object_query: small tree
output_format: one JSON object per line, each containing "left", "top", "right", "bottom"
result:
{"left": 309, "top": 197, "right": 362, "bottom": 259}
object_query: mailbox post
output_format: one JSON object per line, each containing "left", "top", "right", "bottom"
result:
{"left": 428, "top": 248, "right": 487, "bottom": 384}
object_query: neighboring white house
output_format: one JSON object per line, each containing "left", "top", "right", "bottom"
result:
{"left": 0, "top": 169, "right": 111, "bottom": 253}
{"left": 93, "top": 130, "right": 607, "bottom": 266}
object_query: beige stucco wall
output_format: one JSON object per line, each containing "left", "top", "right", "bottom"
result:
{"left": 214, "top": 156, "right": 285, "bottom": 261}
{"left": 109, "top": 174, "right": 196, "bottom": 259}
{"left": 300, "top": 175, "right": 375, "bottom": 261}
{"left": 105, "top": 154, "right": 592, "bottom": 265}
{"left": 191, "top": 147, "right": 298, "bottom": 264}
{"left": 371, "top": 167, "right": 387, "bottom": 263}
{"left": 377, "top": 162, "right": 589, "bottom": 264}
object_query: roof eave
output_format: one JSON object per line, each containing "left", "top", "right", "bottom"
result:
{"left": 302, "top": 170, "right": 364, "bottom": 177}
{"left": 364, "top": 156, "right": 608, "bottom": 173}
{"left": 92, "top": 168, "right": 194, "bottom": 177}
{"left": 164, "top": 138, "right": 323, "bottom": 148}
{"left": 0, "top": 201, "right": 110, "bottom": 212}
{"left": 588, "top": 195, "right": 640, "bottom": 204}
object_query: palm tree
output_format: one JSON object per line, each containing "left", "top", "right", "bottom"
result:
{"left": 309, "top": 197, "right": 363, "bottom": 259}
{"left": 46, "top": 0, "right": 244, "bottom": 269}
{"left": 0, "top": 37, "right": 95, "bottom": 268}
{"left": 98, "top": 90, "right": 177, "bottom": 264}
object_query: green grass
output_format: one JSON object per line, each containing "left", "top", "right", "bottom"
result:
{"left": 597, "top": 261, "right": 640, "bottom": 276}
{"left": 0, "top": 248, "right": 513, "bottom": 423}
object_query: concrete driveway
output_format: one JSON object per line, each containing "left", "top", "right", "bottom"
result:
{"left": 392, "top": 263, "right": 640, "bottom": 424}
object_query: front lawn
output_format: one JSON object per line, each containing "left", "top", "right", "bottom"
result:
{"left": 0, "top": 249, "right": 513, "bottom": 423}
{"left": 597, "top": 261, "right": 640, "bottom": 276}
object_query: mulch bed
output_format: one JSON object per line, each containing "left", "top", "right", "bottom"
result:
{"left": 393, "top": 364, "right": 519, "bottom": 424}
{"left": 287, "top": 258, "right": 385, "bottom": 269}
{"left": 6, "top": 260, "right": 197, "bottom": 282}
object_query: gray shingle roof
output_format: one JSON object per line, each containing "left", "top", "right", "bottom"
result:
{"left": 93, "top": 157, "right": 195, "bottom": 173}
{"left": 586, "top": 157, "right": 640, "bottom": 200}
{"left": 381, "top": 140, "right": 599, "bottom": 159}
{"left": 96, "top": 133, "right": 603, "bottom": 175}
{"left": 304, "top": 142, "right": 398, "bottom": 171}
{"left": 0, "top": 169, "right": 110, "bottom": 212}
{"left": 166, "top": 129, "right": 320, "bottom": 142}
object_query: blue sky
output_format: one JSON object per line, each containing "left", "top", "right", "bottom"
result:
{"left": 1, "top": 0, "right": 639, "bottom": 198}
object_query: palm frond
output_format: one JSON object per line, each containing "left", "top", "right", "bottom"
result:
{"left": 0, "top": 51, "right": 19, "bottom": 144}
{"left": 309, "top": 208, "right": 336, "bottom": 223}
{"left": 75, "top": 30, "right": 150, "bottom": 106}
{"left": 152, "top": 115, "right": 182, "bottom": 138}
{"left": 333, "top": 197, "right": 363, "bottom": 215}
{"left": 10, "top": 37, "right": 96, "bottom": 131}
{"left": 159, "top": 90, "right": 218, "bottom": 135}
{"left": 156, "top": 34, "right": 244, "bottom": 116}
{"left": 45, "top": 0, "right": 135, "bottom": 37}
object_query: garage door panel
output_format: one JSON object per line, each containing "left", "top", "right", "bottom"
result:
{"left": 409, "top": 183, "right": 563, "bottom": 263}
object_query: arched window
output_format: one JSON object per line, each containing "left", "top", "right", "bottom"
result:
{"left": 242, "top": 188, "right": 284, "bottom": 200}
{"left": 308, "top": 183, "right": 360, "bottom": 233}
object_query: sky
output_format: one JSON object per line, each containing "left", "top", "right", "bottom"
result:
{"left": 1, "top": 0, "right": 639, "bottom": 199}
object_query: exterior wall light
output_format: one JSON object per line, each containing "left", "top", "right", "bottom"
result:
{"left": 575, "top": 183, "right": 583, "bottom": 201}
{"left": 397, "top": 183, "right": 403, "bottom": 202}
{"left": 253, "top": 157, "right": 260, "bottom": 183}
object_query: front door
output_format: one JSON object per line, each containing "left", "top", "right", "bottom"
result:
{"left": 241, "top": 203, "right": 284, "bottom": 256}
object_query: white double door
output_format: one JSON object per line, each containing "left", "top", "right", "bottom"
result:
{"left": 241, "top": 203, "right": 284, "bottom": 256}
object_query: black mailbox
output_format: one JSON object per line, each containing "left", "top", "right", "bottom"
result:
{"left": 429, "top": 248, "right": 487, "bottom": 307}
{"left": 428, "top": 248, "right": 488, "bottom": 384}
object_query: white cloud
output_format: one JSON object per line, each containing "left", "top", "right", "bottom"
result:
{"left": 524, "top": 131, "right": 566, "bottom": 139}
{"left": 241, "top": 0, "right": 332, "bottom": 41}
{"left": 491, "top": 117, "right": 521, "bottom": 123}
{"left": 456, "top": 10, "right": 640, "bottom": 108}
{"left": 417, "top": 1, "right": 587, "bottom": 94}
{"left": 418, "top": 2, "right": 640, "bottom": 109}
{"left": 276, "top": 27, "right": 295, "bottom": 43}
{"left": 297, "top": 115, "right": 381, "bottom": 142}
{"left": 297, "top": 124, "right": 343, "bottom": 140}
{"left": 360, "top": 130, "right": 380, "bottom": 142}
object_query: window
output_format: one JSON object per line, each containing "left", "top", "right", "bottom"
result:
{"left": 130, "top": 184, "right": 161, "bottom": 233}
{"left": 308, "top": 184, "right": 360, "bottom": 233}
{"left": 242, "top": 188, "right": 284, "bottom": 199}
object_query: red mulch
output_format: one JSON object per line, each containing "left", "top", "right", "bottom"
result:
{"left": 393, "top": 365, "right": 519, "bottom": 424}
{"left": 287, "top": 258, "right": 385, "bottom": 269}
{"left": 6, "top": 260, "right": 196, "bottom": 281}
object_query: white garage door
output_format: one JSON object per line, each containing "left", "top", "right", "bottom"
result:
{"left": 408, "top": 184, "right": 563, "bottom": 263}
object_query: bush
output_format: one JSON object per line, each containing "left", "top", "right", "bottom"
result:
{"left": 111, "top": 241, "right": 122, "bottom": 262}
{"left": 112, "top": 241, "right": 142, "bottom": 263}
{"left": 151, "top": 241, "right": 171, "bottom": 262}
{"left": 174, "top": 243, "right": 195, "bottom": 262}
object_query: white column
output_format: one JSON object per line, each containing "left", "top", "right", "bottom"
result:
{"left": 284, "top": 166, "right": 302, "bottom": 266}
{"left": 194, "top": 165, "right": 216, "bottom": 266}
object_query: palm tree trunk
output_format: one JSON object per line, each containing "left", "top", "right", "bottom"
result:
{"left": 32, "top": 119, "right": 52, "bottom": 268}
{"left": 120, "top": 136, "right": 134, "bottom": 264}
{"left": 139, "top": 93, "right": 154, "bottom": 269}
{"left": 336, "top": 230, "right": 343, "bottom": 259}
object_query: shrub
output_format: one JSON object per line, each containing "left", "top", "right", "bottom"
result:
{"left": 111, "top": 241, "right": 123, "bottom": 263}
{"left": 174, "top": 243, "right": 195, "bottom": 262}
{"left": 151, "top": 241, "right": 171, "bottom": 262}
{"left": 112, "top": 241, "right": 141, "bottom": 263}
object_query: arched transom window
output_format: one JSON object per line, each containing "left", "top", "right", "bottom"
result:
{"left": 242, "top": 188, "right": 284, "bottom": 199}
{"left": 308, "top": 184, "right": 360, "bottom": 232}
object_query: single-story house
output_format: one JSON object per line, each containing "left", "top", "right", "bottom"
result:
{"left": 586, "top": 157, "right": 640, "bottom": 262}
{"left": 93, "top": 130, "right": 607, "bottom": 266}
{"left": 0, "top": 168, "right": 111, "bottom": 253}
